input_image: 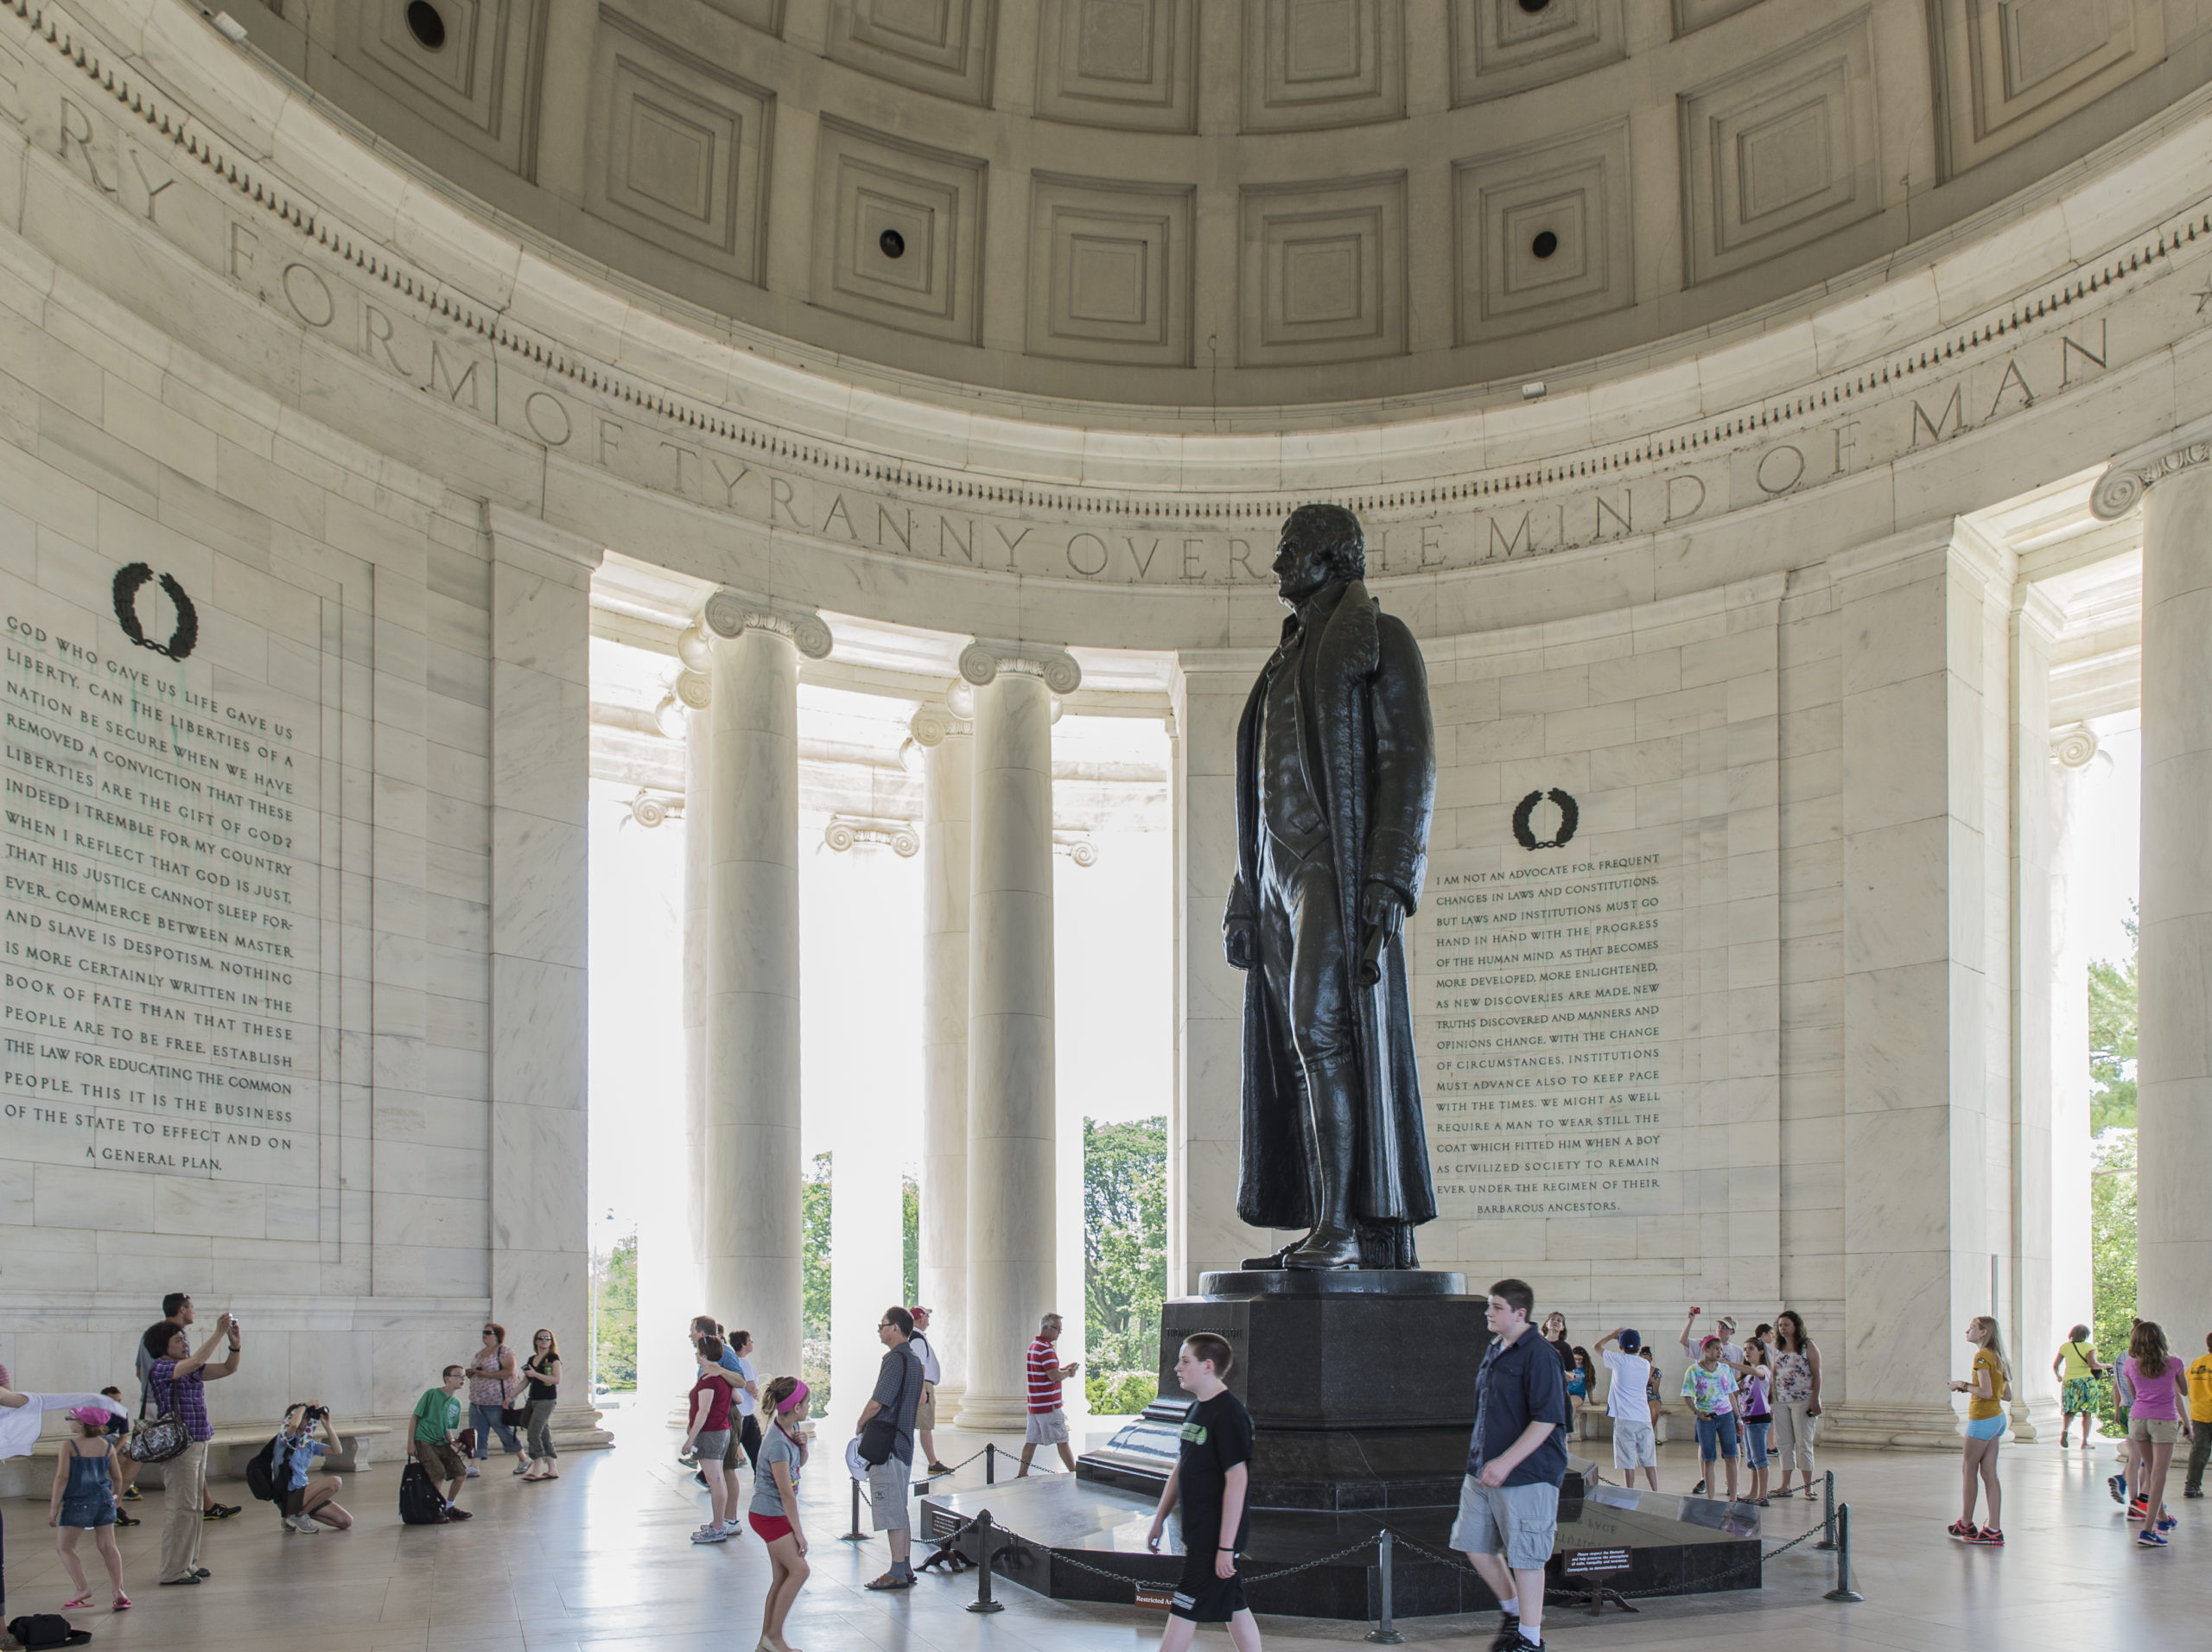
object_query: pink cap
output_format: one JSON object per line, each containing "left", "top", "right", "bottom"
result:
{"left": 68, "top": 1406, "right": 113, "bottom": 1427}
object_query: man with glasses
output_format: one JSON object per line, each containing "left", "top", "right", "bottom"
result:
{"left": 854, "top": 1306, "right": 925, "bottom": 1591}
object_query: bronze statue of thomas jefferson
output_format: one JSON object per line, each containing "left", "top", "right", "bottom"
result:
{"left": 1224, "top": 505, "right": 1439, "bottom": 1271}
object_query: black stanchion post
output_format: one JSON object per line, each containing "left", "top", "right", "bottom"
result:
{"left": 986, "top": 1442, "right": 996, "bottom": 1485}
{"left": 968, "top": 1510, "right": 1005, "bottom": 1613}
{"left": 1365, "top": 1530, "right": 1405, "bottom": 1645}
{"left": 840, "top": 1477, "right": 868, "bottom": 1543}
{"left": 1815, "top": 1469, "right": 1837, "bottom": 1550}
{"left": 1824, "top": 1503, "right": 1864, "bottom": 1603}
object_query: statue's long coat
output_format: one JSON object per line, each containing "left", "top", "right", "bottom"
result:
{"left": 1224, "top": 581, "right": 1438, "bottom": 1267}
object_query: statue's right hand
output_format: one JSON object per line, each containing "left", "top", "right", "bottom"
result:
{"left": 1223, "top": 919, "right": 1257, "bottom": 972}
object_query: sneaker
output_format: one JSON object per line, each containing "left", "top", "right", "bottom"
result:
{"left": 2185, "top": 1489, "right": 2204, "bottom": 1498}
{"left": 513, "top": 1461, "right": 531, "bottom": 1476}
{"left": 464, "top": 1464, "right": 481, "bottom": 1478}
{"left": 113, "top": 1511, "right": 140, "bottom": 1528}
{"left": 444, "top": 1505, "right": 473, "bottom": 1521}
{"left": 2156, "top": 1514, "right": 2177, "bottom": 1533}
{"left": 2108, "top": 1472, "right": 2129, "bottom": 1504}
{"left": 690, "top": 1525, "right": 728, "bottom": 1544}
{"left": 120, "top": 1486, "right": 142, "bottom": 1502}
{"left": 2137, "top": 1529, "right": 2168, "bottom": 1548}
{"left": 1692, "top": 1478, "right": 1707, "bottom": 1496}
{"left": 283, "top": 1515, "right": 321, "bottom": 1534}
{"left": 1947, "top": 1520, "right": 1980, "bottom": 1540}
{"left": 1968, "top": 1527, "right": 2004, "bottom": 1546}
{"left": 1488, "top": 1613, "right": 1522, "bottom": 1651}
{"left": 2127, "top": 1506, "right": 2147, "bottom": 1522}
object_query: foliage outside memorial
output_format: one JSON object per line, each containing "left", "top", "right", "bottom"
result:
{"left": 1085, "top": 1115, "right": 1168, "bottom": 1414}
{"left": 2088, "top": 908, "right": 2139, "bottom": 1134}
{"left": 802, "top": 1151, "right": 832, "bottom": 1414}
{"left": 591, "top": 1230, "right": 639, "bottom": 1392}
{"left": 2085, "top": 908, "right": 2137, "bottom": 1433}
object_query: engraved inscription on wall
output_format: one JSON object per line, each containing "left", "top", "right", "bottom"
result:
{"left": 1411, "top": 826, "right": 1679, "bottom": 1219}
{"left": 3, "top": 577, "right": 320, "bottom": 1185}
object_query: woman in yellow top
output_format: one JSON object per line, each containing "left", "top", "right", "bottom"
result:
{"left": 1947, "top": 1315, "right": 2011, "bottom": 1546}
{"left": 2051, "top": 1325, "right": 2107, "bottom": 1448}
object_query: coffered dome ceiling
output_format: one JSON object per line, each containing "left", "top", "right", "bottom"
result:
{"left": 235, "top": 1, "right": 2208, "bottom": 410}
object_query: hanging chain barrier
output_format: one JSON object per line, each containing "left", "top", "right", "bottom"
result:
{"left": 919, "top": 1480, "right": 1865, "bottom": 1631}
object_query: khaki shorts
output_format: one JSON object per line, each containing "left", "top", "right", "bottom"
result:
{"left": 416, "top": 1438, "right": 466, "bottom": 1482}
{"left": 1026, "top": 1409, "right": 1069, "bottom": 1446}
{"left": 2129, "top": 1416, "right": 2184, "bottom": 1445}
{"left": 917, "top": 1383, "right": 937, "bottom": 1430}
{"left": 1450, "top": 1475, "right": 1559, "bottom": 1572}
{"left": 866, "top": 1457, "right": 912, "bottom": 1530}
{"left": 1611, "top": 1419, "right": 1656, "bottom": 1470}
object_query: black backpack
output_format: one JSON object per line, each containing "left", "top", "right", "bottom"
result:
{"left": 10, "top": 1617, "right": 92, "bottom": 1649}
{"left": 399, "top": 1462, "right": 448, "bottom": 1525}
{"left": 244, "top": 1437, "right": 289, "bottom": 1503}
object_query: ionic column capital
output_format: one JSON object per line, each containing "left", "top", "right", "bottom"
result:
{"left": 702, "top": 588, "right": 834, "bottom": 659}
{"left": 910, "top": 702, "right": 973, "bottom": 747}
{"left": 2090, "top": 417, "right": 2212, "bottom": 518}
{"left": 958, "top": 638, "right": 1081, "bottom": 695}
{"left": 2051, "top": 724, "right": 2100, "bottom": 769}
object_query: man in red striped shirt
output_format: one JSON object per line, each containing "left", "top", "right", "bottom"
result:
{"left": 1016, "top": 1312, "right": 1080, "bottom": 1477}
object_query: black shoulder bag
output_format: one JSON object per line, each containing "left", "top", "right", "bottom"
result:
{"left": 857, "top": 1346, "right": 916, "bottom": 1467}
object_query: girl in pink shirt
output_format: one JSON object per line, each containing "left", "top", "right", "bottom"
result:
{"left": 2120, "top": 1320, "right": 2192, "bottom": 1547}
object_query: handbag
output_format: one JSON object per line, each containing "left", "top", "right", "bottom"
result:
{"left": 857, "top": 1345, "right": 916, "bottom": 1468}
{"left": 127, "top": 1402, "right": 191, "bottom": 1465}
{"left": 502, "top": 1361, "right": 536, "bottom": 1428}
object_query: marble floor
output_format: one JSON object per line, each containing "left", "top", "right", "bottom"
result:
{"left": 1, "top": 1412, "right": 2196, "bottom": 1649}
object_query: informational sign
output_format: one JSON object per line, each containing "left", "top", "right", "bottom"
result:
{"left": 1409, "top": 807, "right": 1680, "bottom": 1220}
{"left": 3, "top": 568, "right": 321, "bottom": 1185}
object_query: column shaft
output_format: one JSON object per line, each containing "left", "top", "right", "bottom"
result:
{"left": 957, "top": 670, "right": 1058, "bottom": 1430}
{"left": 703, "top": 624, "right": 804, "bottom": 1371}
{"left": 2137, "top": 464, "right": 2212, "bottom": 1337}
{"left": 919, "top": 728, "right": 973, "bottom": 1402}
{"left": 2048, "top": 757, "right": 2094, "bottom": 1334}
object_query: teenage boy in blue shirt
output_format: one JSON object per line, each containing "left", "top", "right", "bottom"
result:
{"left": 1453, "top": 1278, "right": 1567, "bottom": 1652}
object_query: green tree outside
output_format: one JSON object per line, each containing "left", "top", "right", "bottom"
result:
{"left": 592, "top": 1229, "right": 639, "bottom": 1392}
{"left": 2084, "top": 906, "right": 2138, "bottom": 1435}
{"left": 1084, "top": 1115, "right": 1168, "bottom": 1414}
{"left": 904, "top": 1172, "right": 919, "bottom": 1306}
{"left": 802, "top": 1151, "right": 832, "bottom": 1414}
{"left": 2088, "top": 905, "right": 2138, "bottom": 1134}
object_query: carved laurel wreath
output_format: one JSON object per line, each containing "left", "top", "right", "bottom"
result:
{"left": 1511, "top": 787, "right": 1580, "bottom": 851}
{"left": 111, "top": 563, "right": 199, "bottom": 661}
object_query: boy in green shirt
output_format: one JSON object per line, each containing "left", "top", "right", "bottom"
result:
{"left": 410, "top": 1365, "right": 473, "bottom": 1520}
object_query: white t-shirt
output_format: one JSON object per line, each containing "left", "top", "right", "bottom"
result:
{"left": 1602, "top": 1349, "right": 1652, "bottom": 1424}
{"left": 733, "top": 1354, "right": 758, "bottom": 1418}
{"left": 912, "top": 1332, "right": 942, "bottom": 1385}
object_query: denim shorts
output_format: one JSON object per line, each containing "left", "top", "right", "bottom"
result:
{"left": 1964, "top": 1414, "right": 2006, "bottom": 1441}
{"left": 1741, "top": 1417, "right": 1770, "bottom": 1468}
{"left": 1694, "top": 1411, "right": 1740, "bottom": 1460}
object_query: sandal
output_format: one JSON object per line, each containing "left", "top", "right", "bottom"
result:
{"left": 865, "top": 1572, "right": 917, "bottom": 1591}
{"left": 63, "top": 1593, "right": 95, "bottom": 1611}
{"left": 112, "top": 1595, "right": 131, "bottom": 1612}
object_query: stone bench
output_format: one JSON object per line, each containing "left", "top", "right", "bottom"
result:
{"left": 8, "top": 1424, "right": 392, "bottom": 1497}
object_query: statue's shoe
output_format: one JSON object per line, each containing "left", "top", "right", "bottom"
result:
{"left": 1282, "top": 1229, "right": 1361, "bottom": 1269}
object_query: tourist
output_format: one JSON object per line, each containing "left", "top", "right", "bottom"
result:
{"left": 1565, "top": 1348, "right": 1592, "bottom": 1439}
{"left": 144, "top": 1310, "right": 240, "bottom": 1585}
{"left": 1769, "top": 1308, "right": 1822, "bottom": 1498}
{"left": 1145, "top": 1333, "right": 1261, "bottom": 1652}
{"left": 909, "top": 1306, "right": 951, "bottom": 1475}
{"left": 1641, "top": 1347, "right": 1662, "bottom": 1422}
{"left": 2052, "top": 1324, "right": 2107, "bottom": 1448}
{"left": 2118, "top": 1319, "right": 2190, "bottom": 1547}
{"left": 722, "top": 1328, "right": 762, "bottom": 1476}
{"left": 1681, "top": 1337, "right": 1741, "bottom": 1503}
{"left": 270, "top": 1404, "right": 351, "bottom": 1533}
{"left": 1594, "top": 1328, "right": 1657, "bottom": 1491}
{"left": 1017, "top": 1311, "right": 1080, "bottom": 1477}
{"left": 48, "top": 1405, "right": 127, "bottom": 1611}
{"left": 2184, "top": 1331, "right": 2212, "bottom": 1499}
{"left": 408, "top": 1366, "right": 473, "bottom": 1522}
{"left": 1947, "top": 1314, "right": 2010, "bottom": 1546}
{"left": 1678, "top": 1306, "right": 1742, "bottom": 1369}
{"left": 132, "top": 1294, "right": 235, "bottom": 1522}
{"left": 464, "top": 1322, "right": 525, "bottom": 1477}
{"left": 1453, "top": 1280, "right": 1567, "bottom": 1652}
{"left": 682, "top": 1335, "right": 739, "bottom": 1543}
{"left": 1738, "top": 1337, "right": 1772, "bottom": 1505}
{"left": 97, "top": 1388, "right": 140, "bottom": 1526}
{"left": 1539, "top": 1312, "right": 1576, "bottom": 1379}
{"left": 855, "top": 1306, "right": 925, "bottom": 1590}
{"left": 750, "top": 1376, "right": 811, "bottom": 1652}
{"left": 520, "top": 1330, "right": 562, "bottom": 1481}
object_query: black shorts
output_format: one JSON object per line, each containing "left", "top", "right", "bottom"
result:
{"left": 1171, "top": 1550, "right": 1249, "bottom": 1622}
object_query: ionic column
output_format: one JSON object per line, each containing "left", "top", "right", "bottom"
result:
{"left": 913, "top": 699, "right": 973, "bottom": 1410}
{"left": 2094, "top": 442, "right": 2212, "bottom": 1338}
{"left": 956, "top": 640, "right": 1079, "bottom": 1431}
{"left": 699, "top": 588, "right": 832, "bottom": 1376}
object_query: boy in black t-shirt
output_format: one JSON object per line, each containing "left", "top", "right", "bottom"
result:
{"left": 1146, "top": 1334, "right": 1262, "bottom": 1652}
